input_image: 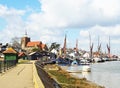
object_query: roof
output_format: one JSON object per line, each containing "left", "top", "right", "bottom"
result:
{"left": 26, "top": 41, "right": 46, "bottom": 50}
{"left": 3, "top": 47, "right": 17, "bottom": 54}
{"left": 26, "top": 41, "right": 41, "bottom": 47}
{"left": 29, "top": 51, "right": 42, "bottom": 56}
{"left": 18, "top": 52, "right": 26, "bottom": 57}
{"left": 29, "top": 52, "right": 36, "bottom": 55}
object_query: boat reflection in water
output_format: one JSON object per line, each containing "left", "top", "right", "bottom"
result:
{"left": 70, "top": 61, "right": 120, "bottom": 88}
{"left": 66, "top": 60, "right": 91, "bottom": 73}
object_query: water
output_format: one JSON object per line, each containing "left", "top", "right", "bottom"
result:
{"left": 71, "top": 61, "right": 120, "bottom": 88}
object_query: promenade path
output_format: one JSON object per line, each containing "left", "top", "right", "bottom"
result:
{"left": 0, "top": 63, "right": 34, "bottom": 88}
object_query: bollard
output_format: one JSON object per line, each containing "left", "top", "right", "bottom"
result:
{"left": 6, "top": 61, "right": 9, "bottom": 70}
{"left": 4, "top": 60, "right": 6, "bottom": 72}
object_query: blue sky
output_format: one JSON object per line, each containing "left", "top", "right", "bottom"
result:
{"left": 0, "top": 0, "right": 40, "bottom": 10}
{"left": 0, "top": 0, "right": 120, "bottom": 55}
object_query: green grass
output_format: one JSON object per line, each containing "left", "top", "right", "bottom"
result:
{"left": 45, "top": 65, "right": 104, "bottom": 88}
{"left": 49, "top": 70, "right": 76, "bottom": 84}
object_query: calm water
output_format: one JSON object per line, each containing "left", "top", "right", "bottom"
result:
{"left": 71, "top": 61, "right": 120, "bottom": 88}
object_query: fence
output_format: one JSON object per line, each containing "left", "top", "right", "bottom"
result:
{"left": 0, "top": 60, "right": 16, "bottom": 73}
{"left": 35, "top": 60, "right": 61, "bottom": 88}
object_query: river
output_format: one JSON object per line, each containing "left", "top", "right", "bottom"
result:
{"left": 70, "top": 61, "right": 120, "bottom": 88}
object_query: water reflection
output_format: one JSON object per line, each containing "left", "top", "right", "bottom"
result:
{"left": 71, "top": 61, "right": 120, "bottom": 88}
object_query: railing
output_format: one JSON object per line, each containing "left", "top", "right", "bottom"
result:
{"left": 0, "top": 60, "right": 16, "bottom": 73}
{"left": 35, "top": 60, "right": 61, "bottom": 88}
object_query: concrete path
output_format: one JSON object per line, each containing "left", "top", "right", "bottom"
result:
{"left": 0, "top": 63, "right": 34, "bottom": 88}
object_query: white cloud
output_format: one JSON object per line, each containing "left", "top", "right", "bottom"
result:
{"left": 79, "top": 24, "right": 120, "bottom": 54}
{"left": 91, "top": 0, "right": 120, "bottom": 18}
{"left": 38, "top": 0, "right": 120, "bottom": 28}
{"left": 80, "top": 30, "right": 89, "bottom": 38}
{"left": 0, "top": 0, "right": 120, "bottom": 54}
{"left": 0, "top": 5, "right": 26, "bottom": 43}
{"left": 27, "top": 0, "right": 120, "bottom": 48}
{"left": 0, "top": 5, "right": 25, "bottom": 17}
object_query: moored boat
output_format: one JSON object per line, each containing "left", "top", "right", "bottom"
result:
{"left": 66, "top": 60, "right": 91, "bottom": 73}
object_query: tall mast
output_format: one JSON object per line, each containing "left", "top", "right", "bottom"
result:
{"left": 98, "top": 36, "right": 99, "bottom": 50}
{"left": 89, "top": 33, "right": 93, "bottom": 59}
{"left": 109, "top": 36, "right": 110, "bottom": 50}
{"left": 98, "top": 36, "right": 101, "bottom": 53}
{"left": 107, "top": 36, "right": 111, "bottom": 58}
{"left": 76, "top": 39, "right": 78, "bottom": 52}
{"left": 63, "top": 34, "right": 67, "bottom": 55}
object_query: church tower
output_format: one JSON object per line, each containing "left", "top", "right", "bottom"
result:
{"left": 21, "top": 31, "right": 30, "bottom": 49}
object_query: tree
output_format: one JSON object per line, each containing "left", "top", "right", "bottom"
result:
{"left": 32, "top": 47, "right": 39, "bottom": 52}
{"left": 49, "top": 42, "right": 60, "bottom": 51}
{"left": 44, "top": 44, "right": 49, "bottom": 51}
{"left": 11, "top": 37, "right": 21, "bottom": 51}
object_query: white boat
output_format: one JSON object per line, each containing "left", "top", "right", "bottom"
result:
{"left": 80, "top": 59, "right": 91, "bottom": 65}
{"left": 66, "top": 60, "right": 91, "bottom": 73}
{"left": 93, "top": 57, "right": 105, "bottom": 63}
{"left": 93, "top": 57, "right": 101, "bottom": 62}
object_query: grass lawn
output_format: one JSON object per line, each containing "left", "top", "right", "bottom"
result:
{"left": 44, "top": 65, "right": 104, "bottom": 88}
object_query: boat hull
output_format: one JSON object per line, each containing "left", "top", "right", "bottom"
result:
{"left": 67, "top": 65, "right": 91, "bottom": 73}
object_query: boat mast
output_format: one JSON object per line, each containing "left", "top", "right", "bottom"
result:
{"left": 89, "top": 33, "right": 93, "bottom": 59}
{"left": 63, "top": 34, "right": 67, "bottom": 56}
{"left": 107, "top": 36, "right": 111, "bottom": 58}
{"left": 76, "top": 39, "right": 78, "bottom": 52}
{"left": 98, "top": 36, "right": 101, "bottom": 57}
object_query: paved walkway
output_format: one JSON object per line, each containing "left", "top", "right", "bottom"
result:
{"left": 0, "top": 63, "right": 34, "bottom": 88}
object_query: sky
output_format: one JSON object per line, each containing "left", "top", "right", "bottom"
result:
{"left": 0, "top": 0, "right": 120, "bottom": 55}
